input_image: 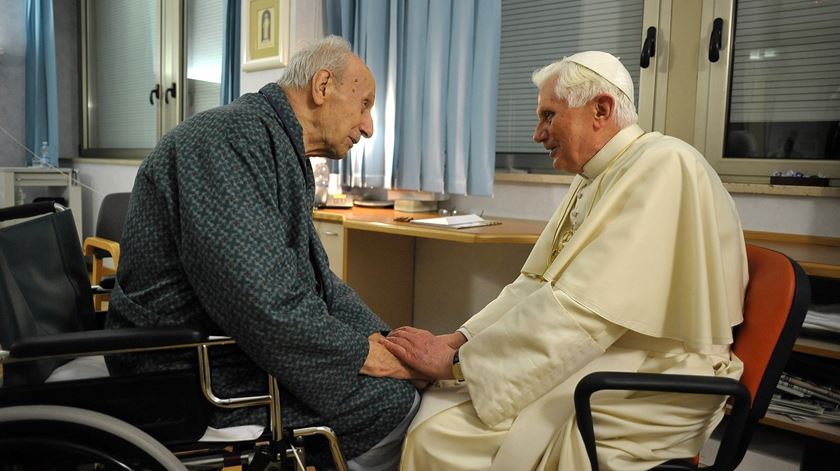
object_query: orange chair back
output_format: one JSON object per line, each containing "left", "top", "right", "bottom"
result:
{"left": 732, "top": 244, "right": 810, "bottom": 418}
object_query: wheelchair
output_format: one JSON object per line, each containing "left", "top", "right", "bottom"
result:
{"left": 0, "top": 202, "right": 347, "bottom": 470}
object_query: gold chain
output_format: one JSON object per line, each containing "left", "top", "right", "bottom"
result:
{"left": 544, "top": 132, "right": 648, "bottom": 273}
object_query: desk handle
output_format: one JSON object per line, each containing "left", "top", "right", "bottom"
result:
{"left": 321, "top": 231, "right": 339, "bottom": 237}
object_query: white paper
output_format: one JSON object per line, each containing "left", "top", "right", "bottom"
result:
{"left": 409, "top": 214, "right": 498, "bottom": 229}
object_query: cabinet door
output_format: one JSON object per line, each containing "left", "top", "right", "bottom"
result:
{"left": 315, "top": 220, "right": 344, "bottom": 280}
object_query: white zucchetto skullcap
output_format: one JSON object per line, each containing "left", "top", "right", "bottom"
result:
{"left": 564, "top": 51, "right": 634, "bottom": 104}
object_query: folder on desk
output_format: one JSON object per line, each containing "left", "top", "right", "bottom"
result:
{"left": 409, "top": 214, "right": 501, "bottom": 230}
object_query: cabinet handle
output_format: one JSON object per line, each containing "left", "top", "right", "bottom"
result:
{"left": 640, "top": 26, "right": 656, "bottom": 69}
{"left": 322, "top": 231, "right": 339, "bottom": 237}
{"left": 149, "top": 84, "right": 160, "bottom": 105}
{"left": 709, "top": 17, "right": 724, "bottom": 63}
{"left": 165, "top": 82, "right": 177, "bottom": 104}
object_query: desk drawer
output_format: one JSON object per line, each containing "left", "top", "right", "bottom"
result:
{"left": 314, "top": 220, "right": 344, "bottom": 279}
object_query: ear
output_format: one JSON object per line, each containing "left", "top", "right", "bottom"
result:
{"left": 592, "top": 93, "right": 615, "bottom": 129}
{"left": 311, "top": 69, "right": 332, "bottom": 106}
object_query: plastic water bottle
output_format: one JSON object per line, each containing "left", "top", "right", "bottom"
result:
{"left": 15, "top": 187, "right": 26, "bottom": 205}
{"left": 37, "top": 140, "right": 49, "bottom": 167}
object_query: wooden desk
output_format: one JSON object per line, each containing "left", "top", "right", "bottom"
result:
{"left": 314, "top": 207, "right": 543, "bottom": 244}
{"left": 313, "top": 207, "right": 545, "bottom": 328}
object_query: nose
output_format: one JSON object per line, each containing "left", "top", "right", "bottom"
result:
{"left": 533, "top": 124, "right": 545, "bottom": 143}
{"left": 360, "top": 112, "right": 373, "bottom": 139}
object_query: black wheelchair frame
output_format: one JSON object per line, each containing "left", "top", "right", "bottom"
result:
{"left": 0, "top": 202, "right": 347, "bottom": 470}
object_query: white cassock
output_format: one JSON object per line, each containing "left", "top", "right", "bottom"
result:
{"left": 400, "top": 124, "right": 749, "bottom": 471}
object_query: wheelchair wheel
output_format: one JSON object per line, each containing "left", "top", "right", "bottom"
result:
{"left": 0, "top": 405, "right": 185, "bottom": 470}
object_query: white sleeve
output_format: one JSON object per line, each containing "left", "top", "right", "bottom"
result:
{"left": 460, "top": 274, "right": 541, "bottom": 338}
{"left": 459, "top": 282, "right": 626, "bottom": 426}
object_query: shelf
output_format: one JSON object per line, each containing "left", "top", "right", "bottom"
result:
{"left": 724, "top": 405, "right": 840, "bottom": 445}
{"left": 794, "top": 337, "right": 840, "bottom": 360}
{"left": 743, "top": 231, "right": 840, "bottom": 279}
{"left": 759, "top": 412, "right": 840, "bottom": 445}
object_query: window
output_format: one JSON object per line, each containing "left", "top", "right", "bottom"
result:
{"left": 696, "top": 0, "right": 840, "bottom": 182}
{"left": 185, "top": 0, "right": 224, "bottom": 119}
{"left": 80, "top": 0, "right": 224, "bottom": 157}
{"left": 495, "top": 0, "right": 660, "bottom": 174}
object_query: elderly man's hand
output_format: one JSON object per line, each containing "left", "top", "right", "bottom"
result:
{"left": 361, "top": 332, "right": 431, "bottom": 389}
{"left": 381, "top": 327, "right": 457, "bottom": 380}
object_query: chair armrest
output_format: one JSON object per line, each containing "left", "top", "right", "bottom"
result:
{"left": 574, "top": 371, "right": 751, "bottom": 471}
{"left": 7, "top": 327, "right": 210, "bottom": 361}
{"left": 83, "top": 236, "right": 121, "bottom": 261}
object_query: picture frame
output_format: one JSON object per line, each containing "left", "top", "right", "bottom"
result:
{"left": 242, "top": 0, "right": 290, "bottom": 72}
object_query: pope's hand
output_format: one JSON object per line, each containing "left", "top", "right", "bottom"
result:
{"left": 381, "top": 327, "right": 457, "bottom": 380}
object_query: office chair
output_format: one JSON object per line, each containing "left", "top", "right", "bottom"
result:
{"left": 83, "top": 192, "right": 130, "bottom": 310}
{"left": 0, "top": 202, "right": 347, "bottom": 470}
{"left": 574, "top": 244, "right": 810, "bottom": 471}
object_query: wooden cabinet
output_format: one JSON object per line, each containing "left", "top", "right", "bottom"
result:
{"left": 313, "top": 219, "right": 344, "bottom": 280}
{"left": 0, "top": 167, "right": 83, "bottom": 239}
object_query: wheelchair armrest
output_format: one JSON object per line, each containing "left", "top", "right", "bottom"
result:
{"left": 8, "top": 327, "right": 208, "bottom": 360}
{"left": 574, "top": 371, "right": 751, "bottom": 471}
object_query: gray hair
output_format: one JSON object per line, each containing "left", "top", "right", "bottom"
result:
{"left": 532, "top": 60, "right": 638, "bottom": 128}
{"left": 277, "top": 35, "right": 354, "bottom": 89}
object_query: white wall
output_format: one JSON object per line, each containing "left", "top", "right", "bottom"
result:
{"left": 239, "top": 0, "right": 324, "bottom": 93}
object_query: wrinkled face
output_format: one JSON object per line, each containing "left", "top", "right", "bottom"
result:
{"left": 320, "top": 56, "right": 375, "bottom": 159}
{"left": 532, "top": 78, "right": 594, "bottom": 173}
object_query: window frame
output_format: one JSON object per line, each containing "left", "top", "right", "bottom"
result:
{"left": 694, "top": 0, "right": 840, "bottom": 183}
{"left": 79, "top": 0, "right": 184, "bottom": 158}
{"left": 493, "top": 0, "right": 667, "bottom": 176}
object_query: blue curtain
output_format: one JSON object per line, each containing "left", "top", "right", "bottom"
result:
{"left": 326, "top": 0, "right": 501, "bottom": 196}
{"left": 25, "top": 0, "right": 59, "bottom": 167}
{"left": 221, "top": 0, "right": 241, "bottom": 105}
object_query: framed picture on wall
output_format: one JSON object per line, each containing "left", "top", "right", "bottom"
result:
{"left": 243, "top": 0, "right": 290, "bottom": 71}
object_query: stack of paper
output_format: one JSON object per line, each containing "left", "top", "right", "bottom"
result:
{"left": 802, "top": 304, "right": 840, "bottom": 336}
{"left": 769, "top": 372, "right": 840, "bottom": 423}
{"left": 409, "top": 214, "right": 501, "bottom": 230}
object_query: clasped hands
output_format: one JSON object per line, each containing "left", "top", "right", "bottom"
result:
{"left": 361, "top": 327, "right": 467, "bottom": 390}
